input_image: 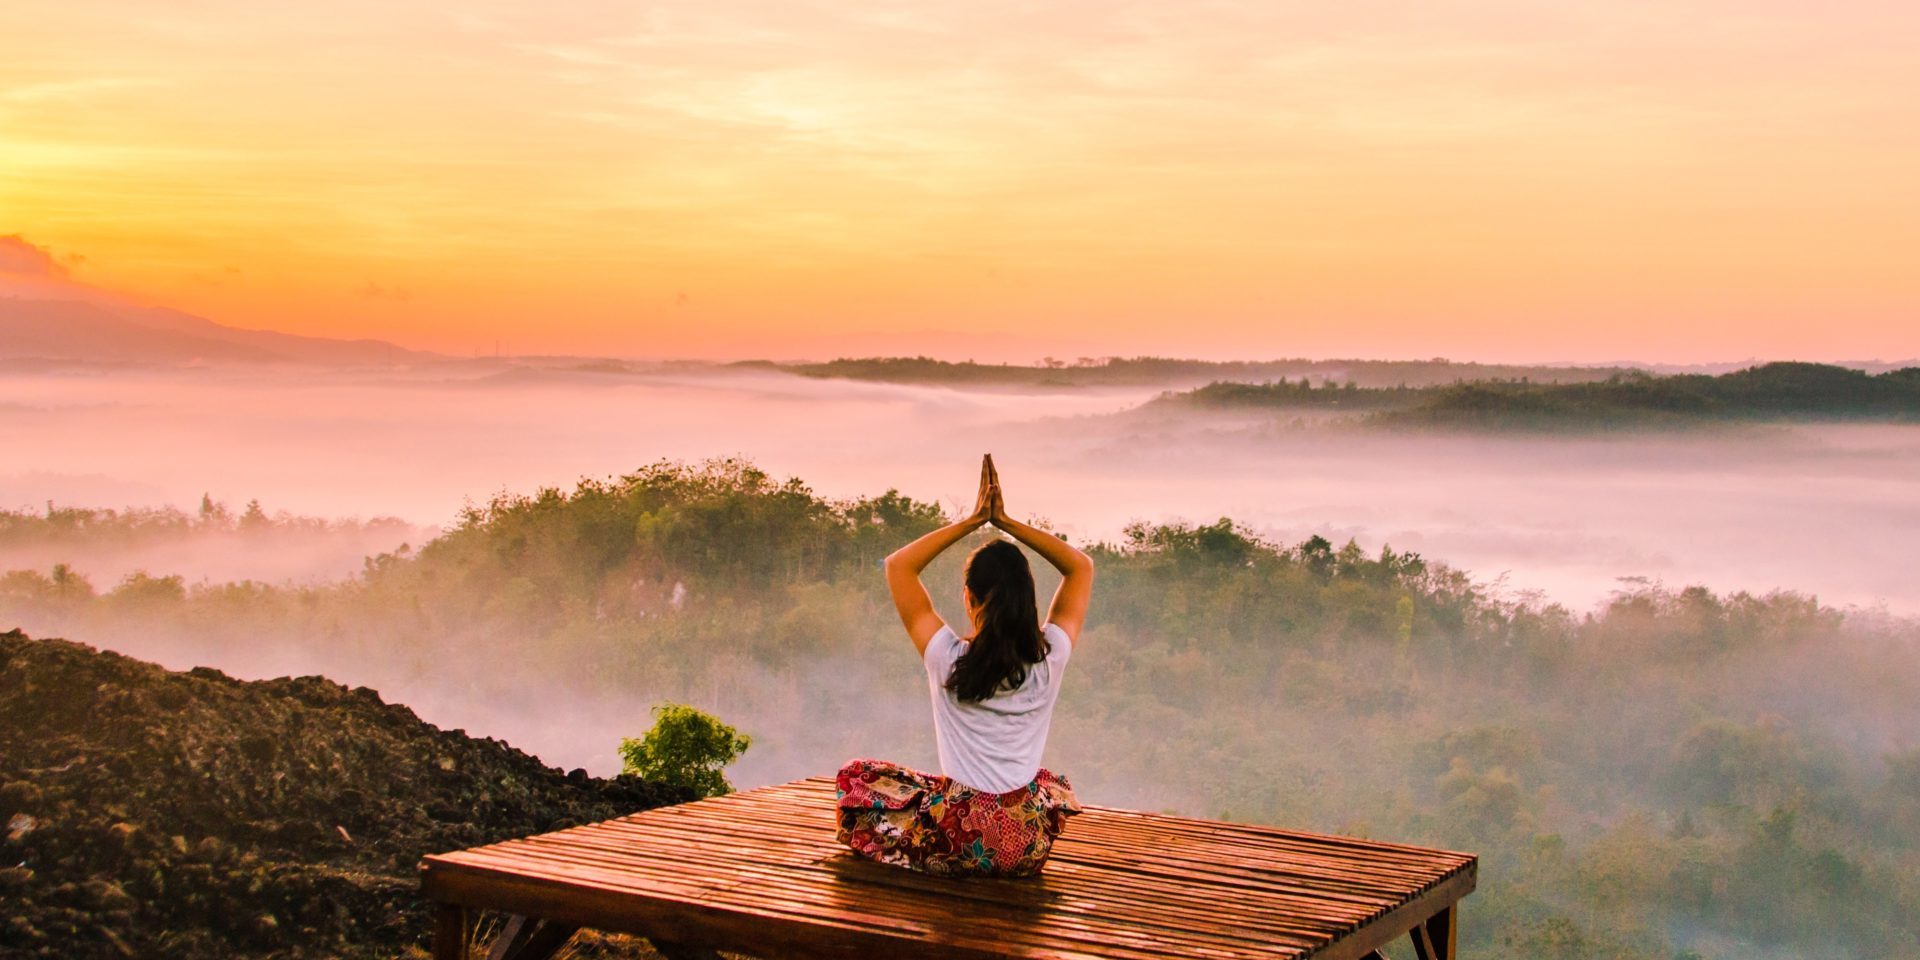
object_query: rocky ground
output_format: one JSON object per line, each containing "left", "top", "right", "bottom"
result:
{"left": 0, "top": 629, "right": 694, "bottom": 959}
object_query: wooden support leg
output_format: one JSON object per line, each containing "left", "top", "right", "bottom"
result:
{"left": 1409, "top": 905, "right": 1456, "bottom": 960}
{"left": 1411, "top": 922, "right": 1436, "bottom": 960}
{"left": 484, "top": 914, "right": 580, "bottom": 960}
{"left": 486, "top": 915, "right": 536, "bottom": 960}
{"left": 432, "top": 904, "right": 470, "bottom": 960}
{"left": 1424, "top": 906, "right": 1457, "bottom": 960}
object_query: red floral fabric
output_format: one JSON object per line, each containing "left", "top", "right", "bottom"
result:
{"left": 834, "top": 758, "right": 1081, "bottom": 878}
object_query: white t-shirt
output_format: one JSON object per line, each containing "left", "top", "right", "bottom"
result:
{"left": 922, "top": 620, "right": 1073, "bottom": 794}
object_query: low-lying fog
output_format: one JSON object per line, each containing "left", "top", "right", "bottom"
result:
{"left": 12, "top": 362, "right": 1916, "bottom": 958}
{"left": 5, "top": 363, "right": 1914, "bottom": 613}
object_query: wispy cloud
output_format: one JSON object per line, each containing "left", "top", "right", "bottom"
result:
{"left": 0, "top": 0, "right": 1913, "bottom": 361}
{"left": 2, "top": 76, "right": 169, "bottom": 104}
{"left": 0, "top": 235, "right": 68, "bottom": 277}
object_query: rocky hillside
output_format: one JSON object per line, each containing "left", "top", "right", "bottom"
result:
{"left": 0, "top": 630, "right": 691, "bottom": 959}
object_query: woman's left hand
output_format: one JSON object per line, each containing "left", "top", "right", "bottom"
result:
{"left": 968, "top": 454, "right": 997, "bottom": 525}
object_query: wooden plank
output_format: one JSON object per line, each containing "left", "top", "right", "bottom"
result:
{"left": 428, "top": 865, "right": 1210, "bottom": 960}
{"left": 467, "top": 832, "right": 1387, "bottom": 932}
{"left": 432, "top": 855, "right": 1311, "bottom": 960}
{"left": 425, "top": 841, "right": 1459, "bottom": 952}
{"left": 436, "top": 821, "right": 1425, "bottom": 923}
{"left": 1318, "top": 868, "right": 1476, "bottom": 960}
{"left": 461, "top": 809, "right": 1455, "bottom": 911}
{"left": 419, "top": 776, "right": 1478, "bottom": 960}
{"left": 434, "top": 845, "right": 1366, "bottom": 955}
{"left": 428, "top": 844, "right": 1443, "bottom": 956}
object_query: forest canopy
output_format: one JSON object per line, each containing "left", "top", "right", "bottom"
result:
{"left": 1162, "top": 362, "right": 1920, "bottom": 430}
{"left": 3, "top": 458, "right": 1917, "bottom": 959}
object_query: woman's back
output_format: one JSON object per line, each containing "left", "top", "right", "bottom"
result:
{"left": 838, "top": 454, "right": 1092, "bottom": 877}
{"left": 922, "top": 621, "right": 1073, "bottom": 794}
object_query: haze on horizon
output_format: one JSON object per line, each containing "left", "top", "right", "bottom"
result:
{"left": 4, "top": 362, "right": 1917, "bottom": 619}
{"left": 3, "top": 0, "right": 1917, "bottom": 364}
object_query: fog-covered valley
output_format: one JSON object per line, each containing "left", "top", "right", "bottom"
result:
{"left": 5, "top": 362, "right": 1916, "bottom": 612}
{"left": 7, "top": 360, "right": 1920, "bottom": 958}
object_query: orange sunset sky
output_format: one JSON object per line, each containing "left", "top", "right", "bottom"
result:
{"left": 2, "top": 0, "right": 1915, "bottom": 363}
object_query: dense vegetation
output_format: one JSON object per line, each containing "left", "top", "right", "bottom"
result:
{"left": 748, "top": 355, "right": 1629, "bottom": 390}
{"left": 1163, "top": 362, "right": 1920, "bottom": 430}
{"left": 0, "top": 498, "right": 412, "bottom": 547}
{"left": 4, "top": 459, "right": 1918, "bottom": 959}
{"left": 618, "top": 704, "right": 753, "bottom": 799}
{"left": 0, "top": 499, "right": 422, "bottom": 592}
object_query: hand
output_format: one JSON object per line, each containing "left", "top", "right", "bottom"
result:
{"left": 967, "top": 454, "right": 996, "bottom": 525}
{"left": 986, "top": 455, "right": 1009, "bottom": 527}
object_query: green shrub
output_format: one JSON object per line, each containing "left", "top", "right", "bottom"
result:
{"left": 619, "top": 703, "right": 751, "bottom": 798}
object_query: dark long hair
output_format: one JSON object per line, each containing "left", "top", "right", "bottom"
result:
{"left": 946, "top": 538, "right": 1049, "bottom": 703}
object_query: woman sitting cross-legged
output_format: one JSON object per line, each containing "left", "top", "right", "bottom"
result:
{"left": 836, "top": 454, "right": 1094, "bottom": 878}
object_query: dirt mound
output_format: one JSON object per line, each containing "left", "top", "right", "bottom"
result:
{"left": 0, "top": 630, "right": 691, "bottom": 959}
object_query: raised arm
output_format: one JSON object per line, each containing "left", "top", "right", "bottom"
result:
{"left": 884, "top": 456, "right": 994, "bottom": 656}
{"left": 986, "top": 457, "right": 1094, "bottom": 645}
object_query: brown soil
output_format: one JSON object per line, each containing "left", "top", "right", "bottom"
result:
{"left": 0, "top": 630, "right": 693, "bottom": 959}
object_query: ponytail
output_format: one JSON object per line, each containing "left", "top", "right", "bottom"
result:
{"left": 947, "top": 538, "right": 1048, "bottom": 703}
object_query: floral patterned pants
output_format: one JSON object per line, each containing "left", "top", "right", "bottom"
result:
{"left": 834, "top": 758, "right": 1081, "bottom": 878}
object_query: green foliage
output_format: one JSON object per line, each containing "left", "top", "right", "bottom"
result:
{"left": 110, "top": 571, "right": 186, "bottom": 606}
{"left": 403, "top": 459, "right": 947, "bottom": 631}
{"left": 0, "top": 499, "right": 409, "bottom": 545}
{"left": 1181, "top": 378, "right": 1423, "bottom": 411}
{"left": 618, "top": 703, "right": 752, "bottom": 798}
{"left": 784, "top": 355, "right": 1631, "bottom": 390}
{"left": 6, "top": 457, "right": 1919, "bottom": 960}
{"left": 1164, "top": 362, "right": 1920, "bottom": 430}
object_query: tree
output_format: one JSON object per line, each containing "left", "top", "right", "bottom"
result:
{"left": 198, "top": 494, "right": 232, "bottom": 529}
{"left": 619, "top": 703, "right": 751, "bottom": 798}
{"left": 239, "top": 499, "right": 271, "bottom": 532}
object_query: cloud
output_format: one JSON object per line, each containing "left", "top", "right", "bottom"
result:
{"left": 1, "top": 77, "right": 168, "bottom": 105}
{"left": 0, "top": 236, "right": 69, "bottom": 277}
{"left": 355, "top": 281, "right": 412, "bottom": 302}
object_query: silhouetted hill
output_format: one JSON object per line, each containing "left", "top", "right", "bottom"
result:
{"left": 746, "top": 355, "right": 1635, "bottom": 390}
{"left": 1158, "top": 362, "right": 1920, "bottom": 429}
{"left": 0, "top": 297, "right": 426, "bottom": 367}
{"left": 0, "top": 630, "right": 688, "bottom": 959}
{"left": 0, "top": 300, "right": 278, "bottom": 364}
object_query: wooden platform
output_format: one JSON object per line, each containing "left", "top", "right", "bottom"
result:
{"left": 419, "top": 777, "right": 1476, "bottom": 960}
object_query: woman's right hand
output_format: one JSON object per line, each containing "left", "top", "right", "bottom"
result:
{"left": 986, "top": 454, "right": 1010, "bottom": 527}
{"left": 968, "top": 454, "right": 997, "bottom": 526}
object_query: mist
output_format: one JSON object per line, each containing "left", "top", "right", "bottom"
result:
{"left": 4, "top": 362, "right": 1915, "bottom": 613}
{"left": 7, "top": 364, "right": 1920, "bottom": 956}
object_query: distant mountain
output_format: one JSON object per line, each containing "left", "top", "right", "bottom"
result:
{"left": 0, "top": 235, "right": 429, "bottom": 366}
{"left": 752, "top": 355, "right": 1640, "bottom": 390}
{"left": 0, "top": 297, "right": 428, "bottom": 366}
{"left": 0, "top": 298, "right": 274, "bottom": 363}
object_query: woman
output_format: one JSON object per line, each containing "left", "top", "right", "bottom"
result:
{"left": 836, "top": 454, "right": 1094, "bottom": 878}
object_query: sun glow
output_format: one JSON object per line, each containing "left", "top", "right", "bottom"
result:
{"left": 3, "top": 0, "right": 1916, "bottom": 361}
